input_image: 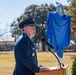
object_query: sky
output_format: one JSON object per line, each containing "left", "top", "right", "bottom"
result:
{"left": 0, "top": 0, "right": 69, "bottom": 38}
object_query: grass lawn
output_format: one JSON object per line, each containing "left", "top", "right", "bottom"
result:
{"left": 0, "top": 51, "right": 76, "bottom": 75}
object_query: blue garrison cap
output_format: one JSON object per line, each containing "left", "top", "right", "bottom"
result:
{"left": 19, "top": 17, "right": 35, "bottom": 28}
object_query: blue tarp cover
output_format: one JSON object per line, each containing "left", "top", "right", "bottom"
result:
{"left": 46, "top": 12, "right": 71, "bottom": 58}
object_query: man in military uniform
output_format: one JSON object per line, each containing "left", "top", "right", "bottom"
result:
{"left": 13, "top": 17, "right": 49, "bottom": 75}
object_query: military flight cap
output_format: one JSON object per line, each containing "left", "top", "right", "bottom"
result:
{"left": 19, "top": 17, "right": 35, "bottom": 28}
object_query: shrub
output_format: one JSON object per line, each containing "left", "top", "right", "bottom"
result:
{"left": 72, "top": 55, "right": 76, "bottom": 75}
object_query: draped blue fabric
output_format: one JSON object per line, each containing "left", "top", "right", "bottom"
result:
{"left": 46, "top": 12, "right": 71, "bottom": 58}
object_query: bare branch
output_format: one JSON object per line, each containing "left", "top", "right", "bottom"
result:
{"left": 0, "top": 24, "right": 10, "bottom": 37}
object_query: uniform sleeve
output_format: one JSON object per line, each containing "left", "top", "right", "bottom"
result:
{"left": 17, "top": 37, "right": 40, "bottom": 72}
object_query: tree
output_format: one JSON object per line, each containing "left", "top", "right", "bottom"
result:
{"left": 10, "top": 3, "right": 56, "bottom": 51}
{"left": 0, "top": 15, "right": 13, "bottom": 51}
{"left": 0, "top": 26, "right": 13, "bottom": 51}
{"left": 68, "top": 0, "right": 76, "bottom": 42}
{"left": 72, "top": 56, "right": 76, "bottom": 75}
{"left": 34, "top": 3, "right": 56, "bottom": 51}
{"left": 10, "top": 20, "right": 21, "bottom": 42}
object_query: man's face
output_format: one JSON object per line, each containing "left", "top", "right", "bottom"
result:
{"left": 23, "top": 25, "right": 36, "bottom": 38}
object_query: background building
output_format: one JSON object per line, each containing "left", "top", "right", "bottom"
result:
{"left": 0, "top": 36, "right": 14, "bottom": 51}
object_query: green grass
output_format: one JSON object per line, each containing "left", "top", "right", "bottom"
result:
{"left": 0, "top": 51, "right": 76, "bottom": 75}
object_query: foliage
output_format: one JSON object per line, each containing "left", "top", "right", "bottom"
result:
{"left": 17, "top": 4, "right": 56, "bottom": 43}
{"left": 63, "top": 0, "right": 76, "bottom": 42}
{"left": 10, "top": 3, "right": 56, "bottom": 50}
{"left": 10, "top": 20, "right": 22, "bottom": 41}
{"left": 72, "top": 56, "right": 76, "bottom": 75}
{"left": 70, "top": 0, "right": 76, "bottom": 22}
{"left": 69, "top": 0, "right": 76, "bottom": 42}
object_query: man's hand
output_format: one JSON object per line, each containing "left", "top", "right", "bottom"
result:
{"left": 39, "top": 65, "right": 50, "bottom": 72}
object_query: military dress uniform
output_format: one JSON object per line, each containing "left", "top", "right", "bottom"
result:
{"left": 13, "top": 17, "right": 40, "bottom": 75}
{"left": 13, "top": 33, "right": 40, "bottom": 75}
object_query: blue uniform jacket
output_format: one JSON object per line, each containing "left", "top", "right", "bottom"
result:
{"left": 13, "top": 33, "right": 40, "bottom": 75}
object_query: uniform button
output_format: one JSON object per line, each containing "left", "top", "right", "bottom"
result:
{"left": 32, "top": 52, "right": 35, "bottom": 56}
{"left": 32, "top": 48, "right": 35, "bottom": 50}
